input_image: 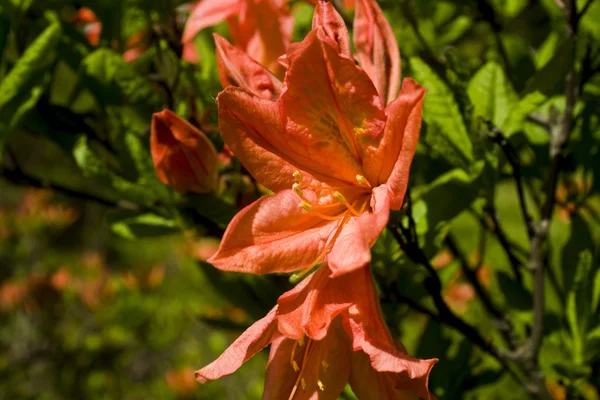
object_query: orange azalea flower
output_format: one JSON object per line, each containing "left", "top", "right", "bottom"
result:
{"left": 354, "top": 0, "right": 400, "bottom": 105}
{"left": 151, "top": 109, "right": 218, "bottom": 193}
{"left": 182, "top": 0, "right": 293, "bottom": 75}
{"left": 208, "top": 1, "right": 424, "bottom": 277}
{"left": 196, "top": 265, "right": 437, "bottom": 399}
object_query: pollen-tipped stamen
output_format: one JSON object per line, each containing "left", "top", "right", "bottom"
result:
{"left": 294, "top": 184, "right": 342, "bottom": 210}
{"left": 333, "top": 191, "right": 362, "bottom": 216}
{"left": 288, "top": 339, "right": 313, "bottom": 400}
{"left": 293, "top": 170, "right": 303, "bottom": 182}
{"left": 356, "top": 174, "right": 371, "bottom": 188}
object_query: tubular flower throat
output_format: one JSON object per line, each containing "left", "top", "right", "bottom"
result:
{"left": 208, "top": 0, "right": 425, "bottom": 278}
{"left": 195, "top": 265, "right": 437, "bottom": 399}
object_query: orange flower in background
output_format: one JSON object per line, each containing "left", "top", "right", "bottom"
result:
{"left": 71, "top": 7, "right": 150, "bottom": 62}
{"left": 182, "top": 0, "right": 293, "bottom": 75}
{"left": 208, "top": 1, "right": 424, "bottom": 278}
{"left": 151, "top": 109, "right": 218, "bottom": 193}
{"left": 354, "top": 0, "right": 400, "bottom": 105}
{"left": 196, "top": 265, "right": 437, "bottom": 399}
{"left": 72, "top": 7, "right": 102, "bottom": 46}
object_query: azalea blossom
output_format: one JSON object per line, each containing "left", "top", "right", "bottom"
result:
{"left": 181, "top": 0, "right": 293, "bottom": 75}
{"left": 208, "top": 1, "right": 424, "bottom": 278}
{"left": 196, "top": 265, "right": 437, "bottom": 399}
{"left": 71, "top": 7, "right": 150, "bottom": 62}
{"left": 151, "top": 109, "right": 218, "bottom": 193}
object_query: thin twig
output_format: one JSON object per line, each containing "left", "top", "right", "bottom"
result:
{"left": 476, "top": 0, "right": 513, "bottom": 78}
{"left": 445, "top": 234, "right": 521, "bottom": 351}
{"left": 482, "top": 118, "right": 535, "bottom": 239}
{"left": 483, "top": 205, "right": 526, "bottom": 280}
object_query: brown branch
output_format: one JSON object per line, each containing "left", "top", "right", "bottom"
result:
{"left": 482, "top": 118, "right": 534, "bottom": 240}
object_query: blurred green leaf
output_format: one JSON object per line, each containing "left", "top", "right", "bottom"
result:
{"left": 110, "top": 211, "right": 179, "bottom": 239}
{"left": 523, "top": 39, "right": 574, "bottom": 97}
{"left": 566, "top": 249, "right": 593, "bottom": 363}
{"left": 497, "top": 271, "right": 532, "bottom": 311}
{"left": 410, "top": 57, "right": 473, "bottom": 170}
{"left": 81, "top": 48, "right": 161, "bottom": 111}
{"left": 73, "top": 135, "right": 158, "bottom": 205}
{"left": 503, "top": 91, "right": 547, "bottom": 137}
{"left": 0, "top": 20, "right": 62, "bottom": 151}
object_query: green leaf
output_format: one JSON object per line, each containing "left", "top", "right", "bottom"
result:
{"left": 81, "top": 48, "right": 161, "bottom": 111}
{"left": 123, "top": 132, "right": 170, "bottom": 201}
{"left": 109, "top": 211, "right": 179, "bottom": 240}
{"left": 409, "top": 57, "right": 473, "bottom": 170}
{"left": 468, "top": 61, "right": 518, "bottom": 128}
{"left": 523, "top": 39, "right": 574, "bottom": 97}
{"left": 413, "top": 162, "right": 486, "bottom": 250}
{"left": 0, "top": 21, "right": 62, "bottom": 150}
{"left": 497, "top": 271, "right": 532, "bottom": 311}
{"left": 566, "top": 249, "right": 594, "bottom": 363}
{"left": 503, "top": 91, "right": 547, "bottom": 137}
{"left": 73, "top": 136, "right": 158, "bottom": 206}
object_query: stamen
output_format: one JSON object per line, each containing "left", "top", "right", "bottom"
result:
{"left": 298, "top": 336, "right": 304, "bottom": 346}
{"left": 322, "top": 360, "right": 329, "bottom": 371}
{"left": 299, "top": 201, "right": 313, "bottom": 212}
{"left": 305, "top": 208, "right": 348, "bottom": 221}
{"left": 333, "top": 192, "right": 361, "bottom": 216}
{"left": 356, "top": 174, "right": 371, "bottom": 188}
{"left": 293, "top": 171, "right": 303, "bottom": 182}
{"left": 290, "top": 264, "right": 316, "bottom": 284}
{"left": 288, "top": 340, "right": 313, "bottom": 400}
{"left": 294, "top": 184, "right": 341, "bottom": 210}
{"left": 317, "top": 380, "right": 325, "bottom": 391}
{"left": 290, "top": 341, "right": 300, "bottom": 371}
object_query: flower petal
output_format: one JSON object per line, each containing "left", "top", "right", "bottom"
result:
{"left": 182, "top": 41, "right": 200, "bottom": 64}
{"left": 280, "top": 28, "right": 386, "bottom": 185}
{"left": 217, "top": 86, "right": 347, "bottom": 191}
{"left": 327, "top": 186, "right": 390, "bottom": 276}
{"left": 354, "top": 0, "right": 401, "bottom": 105}
{"left": 195, "top": 307, "right": 278, "bottom": 383}
{"left": 214, "top": 34, "right": 282, "bottom": 100}
{"left": 227, "top": 0, "right": 293, "bottom": 78}
{"left": 264, "top": 319, "right": 351, "bottom": 400}
{"left": 182, "top": 0, "right": 240, "bottom": 43}
{"left": 277, "top": 266, "right": 353, "bottom": 341}
{"left": 151, "top": 109, "right": 218, "bottom": 193}
{"left": 340, "top": 265, "right": 438, "bottom": 400}
{"left": 349, "top": 351, "right": 426, "bottom": 400}
{"left": 362, "top": 78, "right": 425, "bottom": 208}
{"left": 208, "top": 189, "right": 337, "bottom": 274}
{"left": 312, "top": 1, "right": 351, "bottom": 57}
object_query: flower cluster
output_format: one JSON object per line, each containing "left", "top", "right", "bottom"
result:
{"left": 151, "top": 1, "right": 437, "bottom": 398}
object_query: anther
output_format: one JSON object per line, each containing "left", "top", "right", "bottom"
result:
{"left": 292, "top": 361, "right": 300, "bottom": 372}
{"left": 298, "top": 336, "right": 305, "bottom": 346}
{"left": 356, "top": 174, "right": 371, "bottom": 188}
{"left": 293, "top": 171, "right": 303, "bottom": 182}
{"left": 299, "top": 202, "right": 313, "bottom": 212}
{"left": 301, "top": 378, "right": 307, "bottom": 390}
{"left": 293, "top": 183, "right": 303, "bottom": 196}
{"left": 317, "top": 380, "right": 325, "bottom": 391}
{"left": 321, "top": 360, "right": 329, "bottom": 371}
{"left": 333, "top": 191, "right": 346, "bottom": 203}
{"left": 333, "top": 191, "right": 361, "bottom": 216}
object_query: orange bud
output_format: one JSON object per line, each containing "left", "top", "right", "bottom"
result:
{"left": 151, "top": 109, "right": 218, "bottom": 193}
